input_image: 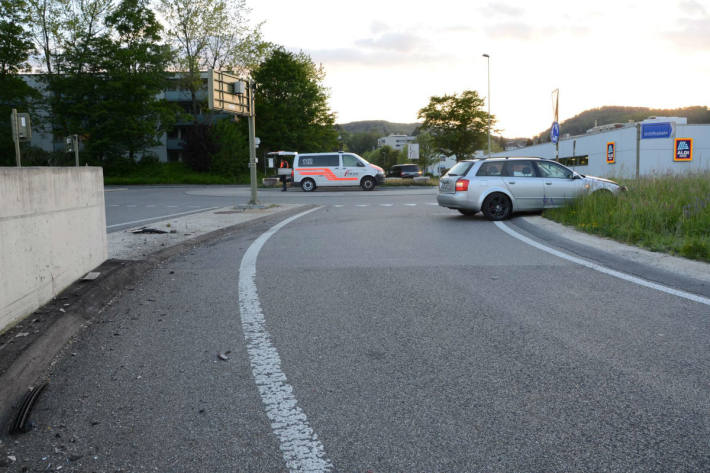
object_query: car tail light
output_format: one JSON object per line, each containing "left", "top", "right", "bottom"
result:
{"left": 455, "top": 179, "right": 469, "bottom": 192}
{"left": 291, "top": 169, "right": 294, "bottom": 178}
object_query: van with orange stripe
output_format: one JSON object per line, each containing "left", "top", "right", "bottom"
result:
{"left": 293, "top": 152, "right": 385, "bottom": 192}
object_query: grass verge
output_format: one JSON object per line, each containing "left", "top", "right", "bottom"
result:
{"left": 543, "top": 172, "right": 710, "bottom": 262}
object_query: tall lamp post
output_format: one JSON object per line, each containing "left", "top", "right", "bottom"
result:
{"left": 482, "top": 54, "right": 491, "bottom": 157}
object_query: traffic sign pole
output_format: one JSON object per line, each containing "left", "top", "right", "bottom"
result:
{"left": 11, "top": 109, "right": 21, "bottom": 167}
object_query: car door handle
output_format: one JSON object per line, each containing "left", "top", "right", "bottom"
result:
{"left": 508, "top": 181, "right": 516, "bottom": 184}
{"left": 545, "top": 182, "right": 552, "bottom": 185}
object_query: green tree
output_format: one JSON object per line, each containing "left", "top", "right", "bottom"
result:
{"left": 363, "top": 145, "right": 400, "bottom": 171}
{"left": 0, "top": 0, "right": 39, "bottom": 165}
{"left": 252, "top": 48, "right": 338, "bottom": 153}
{"left": 417, "top": 90, "right": 493, "bottom": 161}
{"left": 158, "top": 0, "right": 267, "bottom": 115}
{"left": 344, "top": 131, "right": 379, "bottom": 155}
{"left": 49, "top": 0, "right": 178, "bottom": 166}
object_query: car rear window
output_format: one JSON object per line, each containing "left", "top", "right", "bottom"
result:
{"left": 446, "top": 161, "right": 474, "bottom": 176}
{"left": 402, "top": 165, "right": 419, "bottom": 171}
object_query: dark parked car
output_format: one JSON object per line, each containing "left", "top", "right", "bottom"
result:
{"left": 388, "top": 164, "right": 422, "bottom": 178}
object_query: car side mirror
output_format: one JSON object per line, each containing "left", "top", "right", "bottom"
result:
{"left": 572, "top": 172, "right": 582, "bottom": 179}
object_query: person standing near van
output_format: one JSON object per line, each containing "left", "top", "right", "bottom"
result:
{"left": 279, "top": 159, "right": 289, "bottom": 191}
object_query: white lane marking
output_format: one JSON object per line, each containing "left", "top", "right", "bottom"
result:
{"left": 404, "top": 203, "right": 417, "bottom": 206}
{"left": 355, "top": 204, "right": 369, "bottom": 207}
{"left": 126, "top": 204, "right": 137, "bottom": 208}
{"left": 426, "top": 202, "right": 438, "bottom": 206}
{"left": 495, "top": 221, "right": 710, "bottom": 307}
{"left": 109, "top": 204, "right": 120, "bottom": 207}
{"left": 379, "top": 203, "right": 393, "bottom": 207}
{"left": 146, "top": 204, "right": 156, "bottom": 208}
{"left": 333, "top": 204, "right": 344, "bottom": 208}
{"left": 106, "top": 207, "right": 219, "bottom": 229}
{"left": 238, "top": 207, "right": 332, "bottom": 472}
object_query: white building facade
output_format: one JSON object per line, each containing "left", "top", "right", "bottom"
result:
{"left": 492, "top": 117, "right": 710, "bottom": 178}
{"left": 377, "top": 134, "right": 416, "bottom": 151}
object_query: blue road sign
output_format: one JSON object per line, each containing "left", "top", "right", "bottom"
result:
{"left": 550, "top": 122, "right": 560, "bottom": 144}
{"left": 641, "top": 122, "right": 672, "bottom": 139}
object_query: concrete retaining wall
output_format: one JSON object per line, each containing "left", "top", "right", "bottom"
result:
{"left": 1, "top": 167, "right": 107, "bottom": 331}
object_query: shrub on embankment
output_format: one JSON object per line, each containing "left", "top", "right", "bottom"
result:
{"left": 543, "top": 172, "right": 710, "bottom": 262}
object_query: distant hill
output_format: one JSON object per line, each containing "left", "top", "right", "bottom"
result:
{"left": 337, "top": 120, "right": 420, "bottom": 136}
{"left": 535, "top": 106, "right": 710, "bottom": 142}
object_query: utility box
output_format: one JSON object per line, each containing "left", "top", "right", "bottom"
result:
{"left": 231, "top": 81, "right": 246, "bottom": 95}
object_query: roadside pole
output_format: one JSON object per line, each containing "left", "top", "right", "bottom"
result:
{"left": 636, "top": 123, "right": 641, "bottom": 180}
{"left": 11, "top": 109, "right": 21, "bottom": 167}
{"left": 248, "top": 80, "right": 258, "bottom": 205}
{"left": 74, "top": 135, "right": 79, "bottom": 166}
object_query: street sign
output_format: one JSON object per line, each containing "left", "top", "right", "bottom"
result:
{"left": 642, "top": 122, "right": 672, "bottom": 139}
{"left": 550, "top": 122, "right": 560, "bottom": 144}
{"left": 408, "top": 143, "right": 420, "bottom": 160}
{"left": 207, "top": 70, "right": 251, "bottom": 117}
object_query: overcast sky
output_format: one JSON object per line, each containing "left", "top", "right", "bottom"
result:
{"left": 250, "top": 0, "right": 709, "bottom": 138}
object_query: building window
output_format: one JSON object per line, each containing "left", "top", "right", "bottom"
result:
{"left": 559, "top": 155, "right": 589, "bottom": 166}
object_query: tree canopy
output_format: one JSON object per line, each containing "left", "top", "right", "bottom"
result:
{"left": 417, "top": 90, "right": 493, "bottom": 160}
{"left": 252, "top": 48, "right": 338, "bottom": 153}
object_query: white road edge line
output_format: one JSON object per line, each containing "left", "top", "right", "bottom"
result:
{"left": 238, "top": 207, "right": 332, "bottom": 472}
{"left": 495, "top": 221, "right": 710, "bottom": 307}
{"left": 105, "top": 207, "right": 219, "bottom": 229}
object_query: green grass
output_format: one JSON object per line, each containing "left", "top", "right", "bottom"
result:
{"left": 104, "top": 162, "right": 251, "bottom": 185}
{"left": 543, "top": 172, "right": 710, "bottom": 262}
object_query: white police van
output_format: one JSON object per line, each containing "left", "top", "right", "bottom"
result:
{"left": 292, "top": 152, "right": 385, "bottom": 192}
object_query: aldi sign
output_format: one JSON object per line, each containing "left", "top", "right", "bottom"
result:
{"left": 674, "top": 138, "right": 693, "bottom": 161}
{"left": 606, "top": 142, "right": 615, "bottom": 164}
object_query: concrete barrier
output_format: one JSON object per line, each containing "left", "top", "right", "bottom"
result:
{"left": 1, "top": 167, "right": 107, "bottom": 332}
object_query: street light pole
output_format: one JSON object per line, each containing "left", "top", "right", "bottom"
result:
{"left": 482, "top": 54, "right": 491, "bottom": 157}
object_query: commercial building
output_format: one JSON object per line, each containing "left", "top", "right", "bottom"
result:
{"left": 493, "top": 117, "right": 710, "bottom": 178}
{"left": 377, "top": 134, "right": 416, "bottom": 151}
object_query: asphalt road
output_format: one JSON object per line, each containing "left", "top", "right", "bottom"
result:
{"left": 104, "top": 185, "right": 437, "bottom": 232}
{"left": 8, "top": 191, "right": 710, "bottom": 472}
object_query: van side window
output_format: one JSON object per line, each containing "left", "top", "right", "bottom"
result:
{"left": 299, "top": 154, "right": 339, "bottom": 167}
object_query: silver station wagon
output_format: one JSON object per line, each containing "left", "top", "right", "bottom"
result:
{"left": 437, "top": 157, "right": 624, "bottom": 220}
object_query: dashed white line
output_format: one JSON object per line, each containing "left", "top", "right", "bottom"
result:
{"left": 495, "top": 221, "right": 710, "bottom": 307}
{"left": 238, "top": 207, "right": 332, "bottom": 472}
{"left": 355, "top": 204, "right": 369, "bottom": 207}
{"left": 379, "top": 203, "right": 394, "bottom": 207}
{"left": 404, "top": 203, "right": 417, "bottom": 206}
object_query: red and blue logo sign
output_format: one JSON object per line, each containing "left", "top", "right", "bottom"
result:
{"left": 606, "top": 142, "right": 615, "bottom": 164}
{"left": 674, "top": 138, "right": 693, "bottom": 161}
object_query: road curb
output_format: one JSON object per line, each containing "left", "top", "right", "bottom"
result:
{"left": 0, "top": 204, "right": 314, "bottom": 436}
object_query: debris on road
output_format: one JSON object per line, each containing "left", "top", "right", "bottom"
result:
{"left": 131, "top": 227, "right": 167, "bottom": 234}
{"left": 9, "top": 382, "right": 49, "bottom": 435}
{"left": 217, "top": 351, "right": 230, "bottom": 361}
{"left": 81, "top": 272, "right": 101, "bottom": 281}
